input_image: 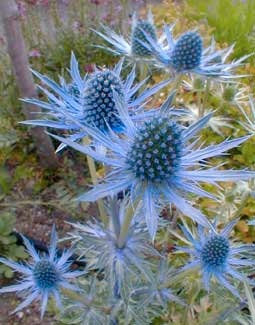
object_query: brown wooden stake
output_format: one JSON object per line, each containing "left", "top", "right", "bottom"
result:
{"left": 0, "top": 0, "right": 59, "bottom": 169}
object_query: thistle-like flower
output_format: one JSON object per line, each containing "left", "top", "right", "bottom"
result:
{"left": 176, "top": 220, "right": 255, "bottom": 298}
{"left": 68, "top": 197, "right": 158, "bottom": 298}
{"left": 21, "top": 53, "right": 170, "bottom": 150}
{"left": 0, "top": 226, "right": 83, "bottom": 319}
{"left": 140, "top": 25, "right": 250, "bottom": 80}
{"left": 48, "top": 96, "right": 255, "bottom": 239}
{"left": 93, "top": 11, "right": 163, "bottom": 62}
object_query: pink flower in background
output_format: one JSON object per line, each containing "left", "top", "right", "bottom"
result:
{"left": 0, "top": 36, "right": 5, "bottom": 46}
{"left": 17, "top": 1, "right": 27, "bottom": 17}
{"left": 83, "top": 64, "right": 95, "bottom": 73}
{"left": 29, "top": 49, "right": 41, "bottom": 58}
{"left": 39, "top": 0, "right": 50, "bottom": 6}
{"left": 90, "top": 0, "right": 102, "bottom": 5}
{"left": 26, "top": 0, "right": 38, "bottom": 4}
{"left": 72, "top": 21, "right": 84, "bottom": 32}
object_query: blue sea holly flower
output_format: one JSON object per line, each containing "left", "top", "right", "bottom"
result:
{"left": 170, "top": 32, "right": 202, "bottom": 72}
{"left": 21, "top": 53, "right": 171, "bottom": 151}
{"left": 176, "top": 220, "right": 255, "bottom": 298}
{"left": 48, "top": 96, "right": 255, "bottom": 239}
{"left": 0, "top": 226, "right": 84, "bottom": 319}
{"left": 68, "top": 198, "right": 158, "bottom": 298}
{"left": 140, "top": 25, "right": 251, "bottom": 80}
{"left": 93, "top": 11, "right": 164, "bottom": 62}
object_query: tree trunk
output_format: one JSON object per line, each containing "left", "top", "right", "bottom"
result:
{"left": 0, "top": 0, "right": 58, "bottom": 169}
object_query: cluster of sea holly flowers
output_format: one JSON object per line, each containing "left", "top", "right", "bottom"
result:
{"left": 2, "top": 9, "right": 255, "bottom": 324}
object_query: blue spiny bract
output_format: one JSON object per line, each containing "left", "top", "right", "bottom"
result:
{"left": 177, "top": 220, "right": 255, "bottom": 298}
{"left": 0, "top": 226, "right": 84, "bottom": 319}
{"left": 50, "top": 95, "right": 255, "bottom": 239}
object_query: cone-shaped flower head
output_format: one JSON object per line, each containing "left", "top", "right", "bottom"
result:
{"left": 201, "top": 235, "right": 230, "bottom": 272}
{"left": 32, "top": 259, "right": 62, "bottom": 291}
{"left": 131, "top": 19, "right": 157, "bottom": 57}
{"left": 0, "top": 226, "right": 84, "bottom": 319}
{"left": 170, "top": 32, "right": 202, "bottom": 72}
{"left": 127, "top": 117, "right": 183, "bottom": 182}
{"left": 21, "top": 53, "right": 171, "bottom": 151}
{"left": 83, "top": 70, "right": 124, "bottom": 132}
{"left": 140, "top": 24, "right": 251, "bottom": 80}
{"left": 93, "top": 11, "right": 164, "bottom": 62}
{"left": 48, "top": 95, "right": 255, "bottom": 239}
{"left": 176, "top": 220, "right": 255, "bottom": 298}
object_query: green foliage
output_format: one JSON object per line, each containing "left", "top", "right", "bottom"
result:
{"left": 186, "top": 0, "right": 255, "bottom": 61}
{"left": 0, "top": 211, "right": 27, "bottom": 278}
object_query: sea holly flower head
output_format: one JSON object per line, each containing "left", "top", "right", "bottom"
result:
{"left": 49, "top": 94, "right": 255, "bottom": 239}
{"left": 131, "top": 17, "right": 157, "bottom": 57}
{"left": 176, "top": 220, "right": 255, "bottom": 298}
{"left": 170, "top": 31, "right": 203, "bottom": 72}
{"left": 83, "top": 69, "right": 125, "bottom": 132}
{"left": 140, "top": 24, "right": 251, "bottom": 80}
{"left": 0, "top": 225, "right": 84, "bottom": 319}
{"left": 126, "top": 117, "right": 183, "bottom": 182}
{"left": 21, "top": 53, "right": 170, "bottom": 151}
{"left": 68, "top": 198, "right": 158, "bottom": 298}
{"left": 93, "top": 10, "right": 163, "bottom": 62}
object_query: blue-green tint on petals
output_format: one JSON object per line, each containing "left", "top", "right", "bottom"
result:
{"left": 0, "top": 225, "right": 84, "bottom": 319}
{"left": 176, "top": 220, "right": 255, "bottom": 298}
{"left": 49, "top": 96, "right": 255, "bottom": 239}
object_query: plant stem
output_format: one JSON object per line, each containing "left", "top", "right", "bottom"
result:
{"left": 138, "top": 61, "right": 148, "bottom": 84}
{"left": 172, "top": 74, "right": 183, "bottom": 104}
{"left": 199, "top": 78, "right": 211, "bottom": 117}
{"left": 117, "top": 199, "right": 138, "bottom": 248}
{"left": 83, "top": 137, "right": 108, "bottom": 226}
{"left": 232, "top": 192, "right": 250, "bottom": 219}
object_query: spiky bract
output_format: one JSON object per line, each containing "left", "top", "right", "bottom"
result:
{"left": 0, "top": 226, "right": 83, "bottom": 319}
{"left": 140, "top": 25, "right": 251, "bottom": 79}
{"left": 176, "top": 220, "right": 255, "bottom": 298}
{"left": 49, "top": 95, "right": 255, "bottom": 239}
{"left": 21, "top": 54, "right": 170, "bottom": 151}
